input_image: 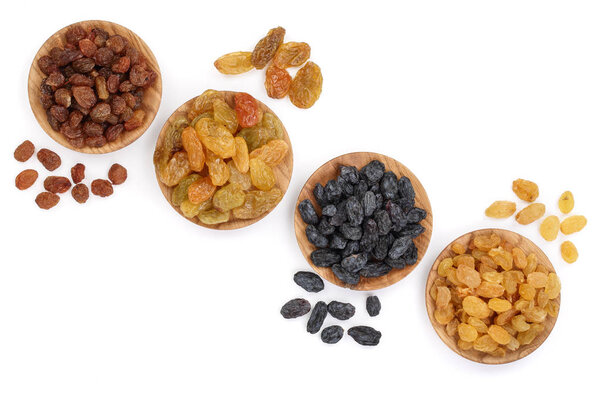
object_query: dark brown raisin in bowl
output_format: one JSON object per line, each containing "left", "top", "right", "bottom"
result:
{"left": 28, "top": 20, "right": 162, "bottom": 154}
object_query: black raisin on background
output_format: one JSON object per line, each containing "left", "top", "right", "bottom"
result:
{"left": 366, "top": 296, "right": 381, "bottom": 317}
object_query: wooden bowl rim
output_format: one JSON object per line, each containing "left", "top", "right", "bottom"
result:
{"left": 294, "top": 151, "right": 433, "bottom": 291}
{"left": 425, "top": 227, "right": 561, "bottom": 365}
{"left": 28, "top": 19, "right": 162, "bottom": 154}
{"left": 154, "top": 90, "right": 294, "bottom": 230}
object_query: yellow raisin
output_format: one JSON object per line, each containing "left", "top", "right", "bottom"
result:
{"left": 227, "top": 160, "right": 251, "bottom": 190}
{"left": 560, "top": 241, "right": 578, "bottom": 263}
{"left": 488, "top": 298, "right": 512, "bottom": 313}
{"left": 180, "top": 198, "right": 211, "bottom": 218}
{"left": 488, "top": 325, "right": 512, "bottom": 345}
{"left": 436, "top": 286, "right": 451, "bottom": 308}
{"left": 188, "top": 90, "right": 224, "bottom": 120}
{"left": 232, "top": 136, "right": 250, "bottom": 173}
{"left": 451, "top": 242, "right": 466, "bottom": 255}
{"left": 519, "top": 283, "right": 536, "bottom": 301}
{"left": 457, "top": 323, "right": 478, "bottom": 342}
{"left": 468, "top": 317, "right": 488, "bottom": 333}
{"left": 158, "top": 151, "right": 191, "bottom": 187}
{"left": 524, "top": 253, "right": 537, "bottom": 275}
{"left": 515, "top": 203, "right": 545, "bottom": 225}
{"left": 457, "top": 339, "right": 474, "bottom": 350}
{"left": 527, "top": 272, "right": 548, "bottom": 289}
{"left": 212, "top": 183, "right": 245, "bottom": 212}
{"left": 232, "top": 188, "right": 283, "bottom": 220}
{"left": 511, "top": 315, "right": 531, "bottom": 332}
{"left": 195, "top": 118, "right": 236, "bottom": 159}
{"left": 495, "top": 309, "right": 518, "bottom": 325}
{"left": 560, "top": 215, "right": 587, "bottom": 235}
{"left": 485, "top": 201, "right": 516, "bottom": 218}
{"left": 536, "top": 290, "right": 550, "bottom": 308}
{"left": 456, "top": 265, "right": 481, "bottom": 288}
{"left": 206, "top": 150, "right": 230, "bottom": 186}
{"left": 511, "top": 247, "right": 527, "bottom": 269}
{"left": 213, "top": 98, "right": 238, "bottom": 133}
{"left": 517, "top": 328, "right": 538, "bottom": 345}
{"left": 197, "top": 209, "right": 230, "bottom": 225}
{"left": 544, "top": 273, "right": 561, "bottom": 299}
{"left": 454, "top": 254, "right": 475, "bottom": 269}
{"left": 489, "top": 247, "right": 513, "bottom": 271}
{"left": 545, "top": 300, "right": 560, "bottom": 318}
{"left": 539, "top": 216, "right": 560, "bottom": 241}
{"left": 473, "top": 234, "right": 501, "bottom": 251}
{"left": 434, "top": 305, "right": 455, "bottom": 325}
{"left": 522, "top": 306, "right": 547, "bottom": 323}
{"left": 446, "top": 318, "right": 459, "bottom": 337}
{"left": 249, "top": 139, "right": 289, "bottom": 167}
{"left": 437, "top": 258, "right": 454, "bottom": 277}
{"left": 476, "top": 282, "right": 505, "bottom": 298}
{"left": 214, "top": 51, "right": 253, "bottom": 75}
{"left": 462, "top": 296, "right": 490, "bottom": 319}
{"left": 249, "top": 158, "right": 275, "bottom": 191}
{"left": 473, "top": 334, "right": 498, "bottom": 353}
{"left": 512, "top": 179, "right": 539, "bottom": 202}
{"left": 506, "top": 336, "right": 520, "bottom": 351}
{"left": 181, "top": 127, "right": 205, "bottom": 172}
{"left": 558, "top": 190, "right": 574, "bottom": 214}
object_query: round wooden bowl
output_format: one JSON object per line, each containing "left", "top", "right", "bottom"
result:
{"left": 28, "top": 20, "right": 162, "bottom": 154}
{"left": 425, "top": 228, "right": 561, "bottom": 364}
{"left": 294, "top": 152, "right": 433, "bottom": 290}
{"left": 154, "top": 91, "right": 293, "bottom": 230}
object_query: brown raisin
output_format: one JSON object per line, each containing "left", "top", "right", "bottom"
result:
{"left": 71, "top": 163, "right": 85, "bottom": 184}
{"left": 67, "top": 136, "right": 85, "bottom": 149}
{"left": 124, "top": 110, "right": 145, "bottom": 131}
{"left": 95, "top": 76, "right": 109, "bottom": 100}
{"left": 89, "top": 103, "right": 112, "bottom": 123}
{"left": 37, "top": 56, "right": 58, "bottom": 75}
{"left": 46, "top": 110, "right": 61, "bottom": 131}
{"left": 71, "top": 183, "right": 89, "bottom": 204}
{"left": 83, "top": 121, "right": 104, "bottom": 137}
{"left": 35, "top": 192, "right": 60, "bottom": 209}
{"left": 106, "top": 74, "right": 120, "bottom": 93}
{"left": 105, "top": 124, "right": 124, "bottom": 142}
{"left": 122, "top": 92, "right": 136, "bottom": 108}
{"left": 72, "top": 86, "right": 97, "bottom": 109}
{"left": 94, "top": 47, "right": 114, "bottom": 66}
{"left": 72, "top": 57, "right": 95, "bottom": 74}
{"left": 69, "top": 73, "right": 94, "bottom": 87}
{"left": 65, "top": 25, "right": 87, "bottom": 44}
{"left": 92, "top": 28, "right": 109, "bottom": 47}
{"left": 46, "top": 71, "right": 65, "bottom": 89}
{"left": 54, "top": 88, "right": 72, "bottom": 107}
{"left": 119, "top": 80, "right": 135, "bottom": 92}
{"left": 129, "top": 64, "right": 152, "bottom": 87}
{"left": 14, "top": 140, "right": 35, "bottom": 162}
{"left": 106, "top": 35, "right": 128, "bottom": 54}
{"left": 125, "top": 46, "right": 142, "bottom": 65}
{"left": 111, "top": 56, "right": 130, "bottom": 73}
{"left": 108, "top": 163, "right": 127, "bottom": 185}
{"left": 91, "top": 179, "right": 113, "bottom": 197}
{"left": 44, "top": 176, "right": 72, "bottom": 194}
{"left": 85, "top": 135, "right": 107, "bottom": 148}
{"left": 110, "top": 95, "right": 127, "bottom": 115}
{"left": 37, "top": 148, "right": 61, "bottom": 171}
{"left": 50, "top": 105, "right": 69, "bottom": 123}
{"left": 59, "top": 123, "right": 82, "bottom": 139}
{"left": 78, "top": 39, "right": 97, "bottom": 57}
{"left": 251, "top": 26, "right": 286, "bottom": 69}
{"left": 15, "top": 169, "right": 38, "bottom": 190}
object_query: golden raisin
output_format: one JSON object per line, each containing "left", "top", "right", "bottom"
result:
{"left": 213, "top": 98, "right": 238, "bottom": 133}
{"left": 539, "top": 216, "right": 560, "bottom": 241}
{"left": 515, "top": 203, "right": 545, "bottom": 225}
{"left": 289, "top": 61, "right": 323, "bottom": 109}
{"left": 181, "top": 127, "right": 205, "bottom": 171}
{"left": 214, "top": 51, "right": 253, "bottom": 75}
{"left": 249, "top": 139, "right": 289, "bottom": 167}
{"left": 273, "top": 42, "right": 311, "bottom": 69}
{"left": 558, "top": 191, "right": 574, "bottom": 214}
{"left": 206, "top": 150, "right": 230, "bottom": 186}
{"left": 212, "top": 183, "right": 245, "bottom": 212}
{"left": 195, "top": 118, "right": 235, "bottom": 159}
{"left": 227, "top": 160, "right": 251, "bottom": 190}
{"left": 451, "top": 242, "right": 466, "bottom": 255}
{"left": 232, "top": 136, "right": 250, "bottom": 173}
{"left": 560, "top": 215, "right": 587, "bottom": 235}
{"left": 488, "top": 325, "right": 512, "bottom": 345}
{"left": 457, "top": 323, "right": 478, "bottom": 342}
{"left": 560, "top": 241, "right": 578, "bottom": 263}
{"left": 512, "top": 179, "right": 539, "bottom": 202}
{"left": 485, "top": 201, "right": 516, "bottom": 218}
{"left": 249, "top": 158, "right": 275, "bottom": 191}
{"left": 187, "top": 177, "right": 216, "bottom": 205}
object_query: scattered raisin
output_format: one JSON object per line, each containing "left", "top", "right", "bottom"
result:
{"left": 15, "top": 169, "right": 38, "bottom": 190}
{"left": 366, "top": 296, "right": 381, "bottom": 317}
{"left": 14, "top": 140, "right": 35, "bottom": 162}
{"left": 293, "top": 271, "right": 324, "bottom": 293}
{"left": 37, "top": 148, "right": 61, "bottom": 171}
{"left": 347, "top": 326, "right": 381, "bottom": 346}
{"left": 108, "top": 163, "right": 128, "bottom": 185}
{"left": 91, "top": 179, "right": 113, "bottom": 197}
{"left": 35, "top": 192, "right": 60, "bottom": 209}
{"left": 70, "top": 163, "right": 85, "bottom": 184}
{"left": 321, "top": 325, "right": 344, "bottom": 344}
{"left": 43, "top": 176, "right": 72, "bottom": 194}
{"left": 71, "top": 183, "right": 89, "bottom": 204}
{"left": 251, "top": 26, "right": 286, "bottom": 69}
{"left": 280, "top": 298, "right": 311, "bottom": 319}
{"left": 307, "top": 301, "right": 328, "bottom": 334}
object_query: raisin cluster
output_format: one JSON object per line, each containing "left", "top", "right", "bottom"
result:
{"left": 298, "top": 160, "right": 427, "bottom": 285}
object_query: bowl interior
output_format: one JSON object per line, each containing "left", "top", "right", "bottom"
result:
{"left": 154, "top": 91, "right": 293, "bottom": 230}
{"left": 425, "top": 228, "right": 561, "bottom": 364}
{"left": 294, "top": 152, "right": 433, "bottom": 290}
{"left": 28, "top": 19, "right": 162, "bottom": 154}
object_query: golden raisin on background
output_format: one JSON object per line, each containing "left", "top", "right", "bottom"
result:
{"left": 558, "top": 191, "right": 574, "bottom": 214}
{"left": 512, "top": 179, "right": 539, "bottom": 202}
{"left": 560, "top": 215, "right": 587, "bottom": 235}
{"left": 485, "top": 201, "right": 516, "bottom": 218}
{"left": 214, "top": 52, "right": 253, "bottom": 75}
{"left": 430, "top": 233, "right": 561, "bottom": 356}
{"left": 539, "top": 216, "right": 560, "bottom": 241}
{"left": 560, "top": 241, "right": 578, "bottom": 263}
{"left": 515, "top": 203, "right": 545, "bottom": 225}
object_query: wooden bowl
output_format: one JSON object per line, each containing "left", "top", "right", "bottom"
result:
{"left": 425, "top": 228, "right": 561, "bottom": 364}
{"left": 154, "top": 91, "right": 293, "bottom": 230}
{"left": 28, "top": 20, "right": 162, "bottom": 154}
{"left": 294, "top": 152, "right": 433, "bottom": 290}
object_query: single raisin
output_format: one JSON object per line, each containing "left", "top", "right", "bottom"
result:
{"left": 347, "top": 326, "right": 381, "bottom": 346}
{"left": 108, "top": 163, "right": 127, "bottom": 185}
{"left": 37, "top": 148, "right": 61, "bottom": 171}
{"left": 265, "top": 65, "right": 292, "bottom": 99}
{"left": 72, "top": 86, "right": 97, "bottom": 109}
{"left": 327, "top": 301, "right": 356, "bottom": 320}
{"left": 293, "top": 271, "right": 324, "bottom": 293}
{"left": 91, "top": 179, "right": 113, "bottom": 197}
{"left": 366, "top": 296, "right": 381, "bottom": 317}
{"left": 280, "top": 298, "right": 311, "bottom": 319}
{"left": 251, "top": 26, "right": 286, "bottom": 69}
{"left": 235, "top": 92, "right": 263, "bottom": 128}
{"left": 289, "top": 61, "right": 323, "bottom": 109}
{"left": 15, "top": 169, "right": 38, "bottom": 190}
{"left": 35, "top": 192, "right": 60, "bottom": 209}
{"left": 71, "top": 163, "right": 85, "bottom": 184}
{"left": 321, "top": 325, "right": 344, "bottom": 344}
{"left": 14, "top": 140, "right": 35, "bottom": 162}
{"left": 44, "top": 176, "right": 72, "bottom": 194}
{"left": 71, "top": 183, "right": 89, "bottom": 204}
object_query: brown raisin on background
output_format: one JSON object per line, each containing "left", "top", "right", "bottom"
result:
{"left": 91, "top": 179, "right": 113, "bottom": 197}
{"left": 108, "top": 163, "right": 127, "bottom": 185}
{"left": 14, "top": 140, "right": 35, "bottom": 162}
{"left": 43, "top": 176, "right": 72, "bottom": 194}
{"left": 71, "top": 163, "right": 85, "bottom": 184}
{"left": 35, "top": 192, "right": 60, "bottom": 210}
{"left": 71, "top": 183, "right": 89, "bottom": 204}
{"left": 37, "top": 148, "right": 61, "bottom": 171}
{"left": 15, "top": 169, "right": 39, "bottom": 190}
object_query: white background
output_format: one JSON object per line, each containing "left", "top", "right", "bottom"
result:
{"left": 1, "top": 1, "right": 598, "bottom": 399}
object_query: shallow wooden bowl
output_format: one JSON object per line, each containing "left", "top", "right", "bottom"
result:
{"left": 154, "top": 91, "right": 293, "bottom": 230}
{"left": 294, "top": 152, "right": 433, "bottom": 290}
{"left": 28, "top": 20, "right": 162, "bottom": 154}
{"left": 425, "top": 228, "right": 561, "bottom": 364}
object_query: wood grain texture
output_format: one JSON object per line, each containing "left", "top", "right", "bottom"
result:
{"left": 294, "top": 152, "right": 433, "bottom": 291}
{"left": 425, "top": 228, "right": 561, "bottom": 365}
{"left": 28, "top": 20, "right": 162, "bottom": 154}
{"left": 154, "top": 91, "right": 293, "bottom": 230}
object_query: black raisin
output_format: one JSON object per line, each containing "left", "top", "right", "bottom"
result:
{"left": 306, "top": 224, "right": 329, "bottom": 248}
{"left": 332, "top": 264, "right": 360, "bottom": 285}
{"left": 380, "top": 171, "right": 398, "bottom": 199}
{"left": 353, "top": 179, "right": 368, "bottom": 198}
{"left": 340, "top": 223, "right": 362, "bottom": 241}
{"left": 341, "top": 240, "right": 360, "bottom": 257}
{"left": 293, "top": 271, "right": 325, "bottom": 293}
{"left": 321, "top": 204, "right": 337, "bottom": 217}
{"left": 338, "top": 176, "right": 354, "bottom": 197}
{"left": 341, "top": 253, "right": 368, "bottom": 273}
{"left": 298, "top": 199, "right": 319, "bottom": 225}
{"left": 371, "top": 237, "right": 389, "bottom": 261}
{"left": 325, "top": 179, "right": 342, "bottom": 203}
{"left": 348, "top": 326, "right": 381, "bottom": 346}
{"left": 398, "top": 176, "right": 415, "bottom": 202}
{"left": 327, "top": 301, "right": 356, "bottom": 320}
{"left": 340, "top": 165, "right": 359, "bottom": 184}
{"left": 400, "top": 224, "right": 425, "bottom": 238}
{"left": 321, "top": 325, "right": 344, "bottom": 344}
{"left": 366, "top": 296, "right": 381, "bottom": 317}
{"left": 360, "top": 160, "right": 385, "bottom": 183}
{"left": 310, "top": 249, "right": 341, "bottom": 267}
{"left": 329, "top": 234, "right": 348, "bottom": 250}
{"left": 345, "top": 196, "right": 364, "bottom": 226}
{"left": 374, "top": 209, "right": 392, "bottom": 235}
{"left": 388, "top": 236, "right": 412, "bottom": 260}
{"left": 407, "top": 207, "right": 427, "bottom": 223}
{"left": 359, "top": 262, "right": 392, "bottom": 278}
{"left": 317, "top": 218, "right": 335, "bottom": 236}
{"left": 384, "top": 257, "right": 406, "bottom": 269}
{"left": 362, "top": 191, "right": 377, "bottom": 217}
{"left": 402, "top": 241, "right": 419, "bottom": 265}
{"left": 313, "top": 183, "right": 328, "bottom": 207}
{"left": 307, "top": 301, "right": 328, "bottom": 334}
{"left": 281, "top": 298, "right": 311, "bottom": 319}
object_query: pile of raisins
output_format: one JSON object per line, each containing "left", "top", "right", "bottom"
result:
{"left": 281, "top": 270, "right": 382, "bottom": 346}
{"left": 298, "top": 160, "right": 427, "bottom": 286}
{"left": 37, "top": 24, "right": 158, "bottom": 148}
{"left": 214, "top": 27, "right": 323, "bottom": 109}
{"left": 154, "top": 90, "right": 288, "bottom": 225}
{"left": 14, "top": 140, "right": 127, "bottom": 209}
{"left": 484, "top": 178, "right": 586, "bottom": 264}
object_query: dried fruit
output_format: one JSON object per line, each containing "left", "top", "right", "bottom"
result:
{"left": 171, "top": 174, "right": 200, "bottom": 206}
{"left": 293, "top": 271, "right": 324, "bottom": 293}
{"left": 213, "top": 99, "right": 238, "bottom": 133}
{"left": 347, "top": 326, "right": 381, "bottom": 346}
{"left": 515, "top": 203, "right": 545, "bottom": 225}
{"left": 488, "top": 325, "right": 512, "bottom": 345}
{"left": 227, "top": 161, "right": 251, "bottom": 190}
{"left": 232, "top": 137, "right": 249, "bottom": 174}
{"left": 15, "top": 169, "right": 38, "bottom": 190}
{"left": 188, "top": 177, "right": 216, "bottom": 204}
{"left": 560, "top": 241, "right": 578, "bottom": 263}
{"left": 37, "top": 148, "right": 61, "bottom": 171}
{"left": 35, "top": 192, "right": 60, "bottom": 209}
{"left": 249, "top": 139, "right": 289, "bottom": 167}
{"left": 280, "top": 298, "right": 311, "bottom": 319}
{"left": 265, "top": 65, "right": 292, "bottom": 99}
{"left": 558, "top": 191, "right": 574, "bottom": 214}
{"left": 214, "top": 51, "right": 253, "bottom": 74}
{"left": 91, "top": 179, "right": 113, "bottom": 197}
{"left": 249, "top": 158, "right": 275, "bottom": 191}
{"left": 205, "top": 150, "right": 230, "bottom": 186}
{"left": 326, "top": 301, "right": 356, "bottom": 320}
{"left": 307, "top": 301, "right": 327, "bottom": 334}
{"left": 195, "top": 118, "right": 235, "bottom": 159}
{"left": 14, "top": 140, "right": 35, "bottom": 162}
{"left": 234, "top": 92, "right": 263, "bottom": 128}
{"left": 485, "top": 201, "right": 516, "bottom": 218}
{"left": 321, "top": 325, "right": 344, "bottom": 344}
{"left": 44, "top": 176, "right": 71, "bottom": 193}
{"left": 560, "top": 215, "right": 587, "bottom": 235}
{"left": 108, "top": 163, "right": 127, "bottom": 185}
{"left": 366, "top": 296, "right": 381, "bottom": 317}
{"left": 71, "top": 183, "right": 89, "bottom": 203}
{"left": 289, "top": 61, "right": 323, "bottom": 109}
{"left": 273, "top": 42, "right": 311, "bottom": 69}
{"left": 197, "top": 209, "right": 230, "bottom": 225}
{"left": 181, "top": 126, "right": 205, "bottom": 171}
{"left": 212, "top": 183, "right": 245, "bottom": 212}
{"left": 463, "top": 296, "right": 490, "bottom": 319}
{"left": 159, "top": 151, "right": 191, "bottom": 187}
{"left": 232, "top": 188, "right": 283, "bottom": 219}
{"left": 457, "top": 323, "right": 478, "bottom": 342}
{"left": 71, "top": 163, "right": 85, "bottom": 184}
{"left": 251, "top": 26, "right": 286, "bottom": 69}
{"left": 512, "top": 179, "right": 539, "bottom": 202}
{"left": 539, "top": 216, "right": 559, "bottom": 241}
